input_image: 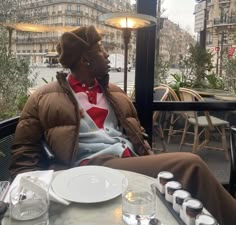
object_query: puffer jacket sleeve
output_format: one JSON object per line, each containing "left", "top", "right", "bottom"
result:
{"left": 125, "top": 98, "right": 153, "bottom": 155}
{"left": 10, "top": 92, "right": 45, "bottom": 177}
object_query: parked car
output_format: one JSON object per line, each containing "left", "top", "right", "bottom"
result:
{"left": 109, "top": 54, "right": 131, "bottom": 72}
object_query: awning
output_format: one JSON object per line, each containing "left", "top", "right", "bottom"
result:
{"left": 0, "top": 22, "right": 77, "bottom": 32}
{"left": 0, "top": 22, "right": 102, "bottom": 33}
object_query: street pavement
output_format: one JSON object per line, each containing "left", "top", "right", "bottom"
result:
{"left": 32, "top": 67, "right": 135, "bottom": 96}
{"left": 31, "top": 66, "right": 178, "bottom": 97}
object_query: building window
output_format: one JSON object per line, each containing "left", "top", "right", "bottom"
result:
{"left": 206, "top": 10, "right": 210, "bottom": 21}
{"left": 219, "top": 32, "right": 228, "bottom": 44}
{"left": 67, "top": 16, "right": 72, "bottom": 24}
{"left": 220, "top": 6, "right": 230, "bottom": 22}
{"left": 206, "top": 0, "right": 211, "bottom": 4}
{"left": 67, "top": 4, "right": 71, "bottom": 11}
{"left": 77, "top": 5, "right": 80, "bottom": 12}
{"left": 206, "top": 32, "right": 213, "bottom": 45}
{"left": 77, "top": 18, "right": 80, "bottom": 26}
{"left": 85, "top": 7, "right": 89, "bottom": 14}
{"left": 58, "top": 5, "right": 62, "bottom": 12}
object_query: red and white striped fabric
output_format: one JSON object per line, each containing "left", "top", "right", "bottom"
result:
{"left": 68, "top": 74, "right": 108, "bottom": 129}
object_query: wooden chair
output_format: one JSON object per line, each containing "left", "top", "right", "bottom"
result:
{"left": 178, "top": 88, "right": 229, "bottom": 160}
{"left": 0, "top": 117, "right": 18, "bottom": 181}
{"left": 152, "top": 86, "right": 170, "bottom": 152}
{"left": 160, "top": 84, "right": 185, "bottom": 144}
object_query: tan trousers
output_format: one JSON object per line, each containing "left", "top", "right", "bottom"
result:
{"left": 88, "top": 152, "right": 236, "bottom": 225}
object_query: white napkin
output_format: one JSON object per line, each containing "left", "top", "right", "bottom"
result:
{"left": 4, "top": 170, "right": 71, "bottom": 206}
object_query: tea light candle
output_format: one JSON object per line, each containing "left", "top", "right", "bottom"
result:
{"left": 157, "top": 171, "right": 174, "bottom": 194}
{"left": 181, "top": 198, "right": 203, "bottom": 225}
{"left": 173, "top": 190, "right": 191, "bottom": 213}
{"left": 165, "top": 181, "right": 182, "bottom": 203}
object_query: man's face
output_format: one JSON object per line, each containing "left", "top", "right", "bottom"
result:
{"left": 86, "top": 43, "right": 110, "bottom": 80}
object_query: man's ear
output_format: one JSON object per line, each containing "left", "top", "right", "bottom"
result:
{"left": 80, "top": 56, "right": 91, "bottom": 67}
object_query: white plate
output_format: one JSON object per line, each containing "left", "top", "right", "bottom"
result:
{"left": 51, "top": 166, "right": 125, "bottom": 203}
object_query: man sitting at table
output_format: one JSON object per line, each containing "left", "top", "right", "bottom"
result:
{"left": 10, "top": 26, "right": 236, "bottom": 225}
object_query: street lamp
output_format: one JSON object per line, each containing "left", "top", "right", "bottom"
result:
{"left": 99, "top": 12, "right": 156, "bottom": 93}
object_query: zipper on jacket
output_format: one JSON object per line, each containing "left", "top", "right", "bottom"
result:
{"left": 56, "top": 72, "right": 81, "bottom": 167}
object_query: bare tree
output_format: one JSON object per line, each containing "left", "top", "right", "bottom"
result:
{"left": 0, "top": 0, "right": 23, "bottom": 23}
{"left": 160, "top": 21, "right": 195, "bottom": 67}
{"left": 155, "top": 0, "right": 169, "bottom": 85}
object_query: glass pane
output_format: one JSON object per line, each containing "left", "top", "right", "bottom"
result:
{"left": 152, "top": 109, "right": 231, "bottom": 184}
{"left": 0, "top": 135, "right": 14, "bottom": 180}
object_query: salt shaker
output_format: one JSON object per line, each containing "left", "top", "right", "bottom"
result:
{"left": 157, "top": 171, "right": 174, "bottom": 194}
{"left": 173, "top": 190, "right": 191, "bottom": 213}
{"left": 165, "top": 181, "right": 182, "bottom": 203}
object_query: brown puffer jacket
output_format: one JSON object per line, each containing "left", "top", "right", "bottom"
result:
{"left": 10, "top": 72, "right": 152, "bottom": 177}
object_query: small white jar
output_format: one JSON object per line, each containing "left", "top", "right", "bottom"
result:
{"left": 157, "top": 171, "right": 174, "bottom": 194}
{"left": 180, "top": 198, "right": 203, "bottom": 225}
{"left": 165, "top": 181, "right": 182, "bottom": 203}
{"left": 173, "top": 190, "right": 191, "bottom": 213}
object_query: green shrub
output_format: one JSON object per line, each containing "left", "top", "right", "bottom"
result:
{"left": 0, "top": 29, "right": 37, "bottom": 121}
{"left": 178, "top": 44, "right": 214, "bottom": 88}
{"left": 154, "top": 57, "right": 170, "bottom": 86}
{"left": 206, "top": 73, "right": 224, "bottom": 89}
{"left": 224, "top": 57, "right": 236, "bottom": 93}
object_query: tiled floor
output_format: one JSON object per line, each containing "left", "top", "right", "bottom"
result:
{"left": 152, "top": 133, "right": 231, "bottom": 184}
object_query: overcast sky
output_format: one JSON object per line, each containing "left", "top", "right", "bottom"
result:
{"left": 162, "top": 0, "right": 196, "bottom": 34}
{"left": 131, "top": 0, "right": 196, "bottom": 35}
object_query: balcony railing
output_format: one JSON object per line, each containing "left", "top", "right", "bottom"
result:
{"left": 65, "top": 10, "right": 82, "bottom": 16}
{"left": 16, "top": 36, "right": 60, "bottom": 44}
{"left": 65, "top": 22, "right": 80, "bottom": 26}
{"left": 218, "top": 0, "right": 231, "bottom": 3}
{"left": 214, "top": 16, "right": 236, "bottom": 26}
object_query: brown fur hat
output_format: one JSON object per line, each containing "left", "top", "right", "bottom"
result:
{"left": 56, "top": 26, "right": 101, "bottom": 69}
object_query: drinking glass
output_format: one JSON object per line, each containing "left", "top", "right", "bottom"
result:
{"left": 9, "top": 177, "right": 49, "bottom": 225}
{"left": 122, "top": 176, "right": 157, "bottom": 225}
